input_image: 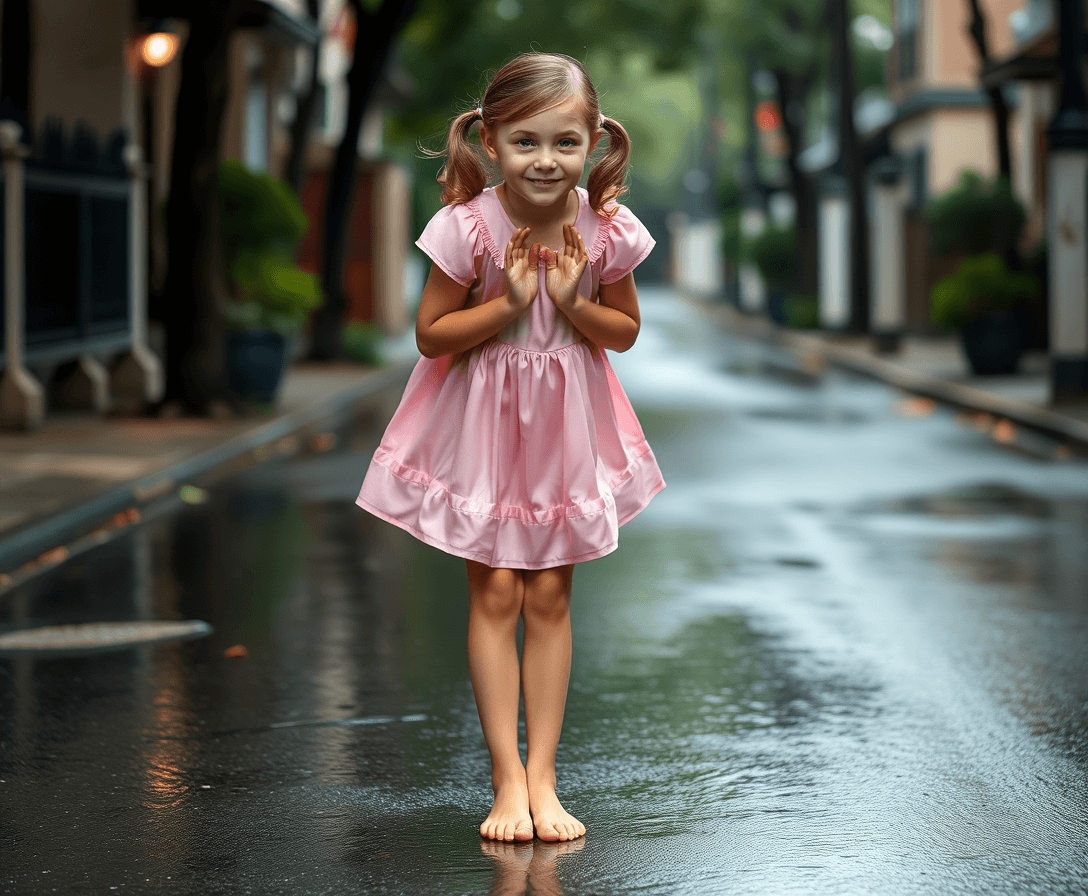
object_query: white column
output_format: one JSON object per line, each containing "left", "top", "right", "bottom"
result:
{"left": 739, "top": 206, "right": 766, "bottom": 313}
{"left": 1047, "top": 149, "right": 1088, "bottom": 400}
{"left": 0, "top": 121, "right": 45, "bottom": 431}
{"left": 110, "top": 143, "right": 164, "bottom": 411}
{"left": 870, "top": 169, "right": 906, "bottom": 349}
{"left": 819, "top": 185, "right": 851, "bottom": 329}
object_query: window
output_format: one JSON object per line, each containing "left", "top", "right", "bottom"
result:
{"left": 897, "top": 0, "right": 920, "bottom": 82}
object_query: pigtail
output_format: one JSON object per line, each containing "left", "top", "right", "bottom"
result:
{"left": 426, "top": 109, "right": 487, "bottom": 207}
{"left": 586, "top": 116, "right": 631, "bottom": 215}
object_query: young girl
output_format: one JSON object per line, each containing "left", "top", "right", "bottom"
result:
{"left": 356, "top": 52, "right": 664, "bottom": 843}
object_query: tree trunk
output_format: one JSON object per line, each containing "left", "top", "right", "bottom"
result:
{"left": 159, "top": 2, "right": 246, "bottom": 414}
{"left": 830, "top": 0, "right": 870, "bottom": 332}
{"left": 966, "top": 0, "right": 1013, "bottom": 180}
{"left": 284, "top": 0, "right": 322, "bottom": 195}
{"left": 773, "top": 67, "right": 818, "bottom": 296}
{"left": 308, "top": 0, "right": 418, "bottom": 361}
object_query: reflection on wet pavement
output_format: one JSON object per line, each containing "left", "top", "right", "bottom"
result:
{"left": 2, "top": 289, "right": 1088, "bottom": 894}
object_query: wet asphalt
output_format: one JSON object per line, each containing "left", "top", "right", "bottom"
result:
{"left": 2, "top": 288, "right": 1087, "bottom": 896}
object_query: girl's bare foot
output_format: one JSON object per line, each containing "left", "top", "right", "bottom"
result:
{"left": 481, "top": 779, "right": 534, "bottom": 842}
{"left": 528, "top": 782, "right": 585, "bottom": 842}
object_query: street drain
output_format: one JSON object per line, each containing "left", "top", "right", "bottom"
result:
{"left": 0, "top": 620, "right": 213, "bottom": 654}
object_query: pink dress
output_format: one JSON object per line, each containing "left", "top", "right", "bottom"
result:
{"left": 356, "top": 186, "right": 665, "bottom": 569}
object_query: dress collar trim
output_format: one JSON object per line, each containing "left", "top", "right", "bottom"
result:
{"left": 466, "top": 186, "right": 610, "bottom": 271}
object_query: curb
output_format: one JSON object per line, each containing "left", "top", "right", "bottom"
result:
{"left": 0, "top": 360, "right": 414, "bottom": 579}
{"left": 707, "top": 300, "right": 1088, "bottom": 450}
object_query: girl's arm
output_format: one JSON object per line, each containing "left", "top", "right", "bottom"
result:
{"left": 544, "top": 225, "right": 641, "bottom": 352}
{"left": 416, "top": 228, "right": 539, "bottom": 359}
{"left": 555, "top": 273, "right": 641, "bottom": 352}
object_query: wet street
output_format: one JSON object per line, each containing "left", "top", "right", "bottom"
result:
{"left": 2, "top": 287, "right": 1088, "bottom": 895}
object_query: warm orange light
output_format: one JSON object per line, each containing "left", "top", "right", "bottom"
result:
{"left": 755, "top": 100, "right": 782, "bottom": 132}
{"left": 141, "top": 32, "right": 179, "bottom": 67}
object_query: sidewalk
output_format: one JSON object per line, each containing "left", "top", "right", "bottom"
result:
{"left": 707, "top": 300, "right": 1088, "bottom": 453}
{"left": 0, "top": 359, "right": 414, "bottom": 589}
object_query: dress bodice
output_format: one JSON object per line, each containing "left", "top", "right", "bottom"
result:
{"left": 415, "top": 186, "right": 655, "bottom": 354}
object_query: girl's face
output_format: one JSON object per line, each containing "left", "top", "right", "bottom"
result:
{"left": 481, "top": 97, "right": 600, "bottom": 216}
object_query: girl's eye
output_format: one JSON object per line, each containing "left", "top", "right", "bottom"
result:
{"left": 518, "top": 139, "right": 534, "bottom": 148}
{"left": 559, "top": 139, "right": 575, "bottom": 148}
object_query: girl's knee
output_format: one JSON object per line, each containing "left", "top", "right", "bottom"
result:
{"left": 468, "top": 566, "right": 524, "bottom": 621}
{"left": 522, "top": 568, "right": 572, "bottom": 624}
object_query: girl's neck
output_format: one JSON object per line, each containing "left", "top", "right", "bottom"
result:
{"left": 496, "top": 183, "right": 578, "bottom": 232}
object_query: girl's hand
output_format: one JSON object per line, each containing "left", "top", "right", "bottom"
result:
{"left": 504, "top": 227, "right": 539, "bottom": 312}
{"left": 544, "top": 224, "right": 588, "bottom": 312}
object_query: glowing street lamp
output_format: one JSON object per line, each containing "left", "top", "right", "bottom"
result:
{"left": 140, "top": 27, "right": 179, "bottom": 68}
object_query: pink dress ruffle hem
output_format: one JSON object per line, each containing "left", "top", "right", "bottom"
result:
{"left": 356, "top": 186, "right": 665, "bottom": 569}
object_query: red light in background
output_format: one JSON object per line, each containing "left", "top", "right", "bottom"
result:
{"left": 755, "top": 101, "right": 782, "bottom": 132}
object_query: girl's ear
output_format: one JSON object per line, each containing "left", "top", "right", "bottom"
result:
{"left": 480, "top": 126, "right": 500, "bottom": 162}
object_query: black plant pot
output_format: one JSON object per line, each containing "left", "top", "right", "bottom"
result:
{"left": 225, "top": 331, "right": 289, "bottom": 402}
{"left": 959, "top": 311, "right": 1023, "bottom": 376}
{"left": 765, "top": 288, "right": 789, "bottom": 325}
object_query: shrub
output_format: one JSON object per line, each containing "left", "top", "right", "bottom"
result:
{"left": 930, "top": 254, "right": 1038, "bottom": 331}
{"left": 218, "top": 160, "right": 321, "bottom": 335}
{"left": 341, "top": 321, "right": 384, "bottom": 366}
{"left": 784, "top": 295, "right": 819, "bottom": 330}
{"left": 925, "top": 171, "right": 1026, "bottom": 258}
{"left": 744, "top": 222, "right": 797, "bottom": 290}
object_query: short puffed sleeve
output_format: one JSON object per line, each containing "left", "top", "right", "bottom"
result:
{"left": 415, "top": 202, "right": 485, "bottom": 287}
{"left": 599, "top": 205, "right": 656, "bottom": 285}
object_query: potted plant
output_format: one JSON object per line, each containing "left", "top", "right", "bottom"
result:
{"left": 218, "top": 160, "right": 321, "bottom": 403}
{"left": 930, "top": 254, "right": 1039, "bottom": 375}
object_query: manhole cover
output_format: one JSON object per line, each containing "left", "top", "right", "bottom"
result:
{"left": 0, "top": 620, "right": 213, "bottom": 654}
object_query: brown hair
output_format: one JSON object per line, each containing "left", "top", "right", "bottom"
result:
{"left": 426, "top": 53, "right": 630, "bottom": 216}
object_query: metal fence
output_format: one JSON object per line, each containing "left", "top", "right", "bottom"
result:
{"left": 1, "top": 118, "right": 161, "bottom": 428}
{"left": 10, "top": 166, "right": 132, "bottom": 365}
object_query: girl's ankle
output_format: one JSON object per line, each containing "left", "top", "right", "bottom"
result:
{"left": 491, "top": 768, "right": 528, "bottom": 791}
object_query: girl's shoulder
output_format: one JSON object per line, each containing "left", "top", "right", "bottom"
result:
{"left": 415, "top": 196, "right": 491, "bottom": 287}
{"left": 581, "top": 193, "right": 655, "bottom": 284}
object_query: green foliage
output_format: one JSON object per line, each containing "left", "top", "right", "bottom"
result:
{"left": 218, "top": 160, "right": 321, "bottom": 335}
{"left": 852, "top": 32, "right": 888, "bottom": 94}
{"left": 744, "top": 221, "right": 796, "bottom": 289}
{"left": 930, "top": 254, "right": 1039, "bottom": 331}
{"left": 924, "top": 171, "right": 1027, "bottom": 258}
{"left": 784, "top": 294, "right": 819, "bottom": 329}
{"left": 341, "top": 320, "right": 385, "bottom": 366}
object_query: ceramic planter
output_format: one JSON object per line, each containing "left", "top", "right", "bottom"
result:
{"left": 959, "top": 310, "right": 1023, "bottom": 376}
{"left": 225, "top": 331, "right": 289, "bottom": 402}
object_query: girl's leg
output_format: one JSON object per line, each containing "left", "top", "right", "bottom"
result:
{"left": 521, "top": 564, "right": 585, "bottom": 841}
{"left": 466, "top": 560, "right": 533, "bottom": 842}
